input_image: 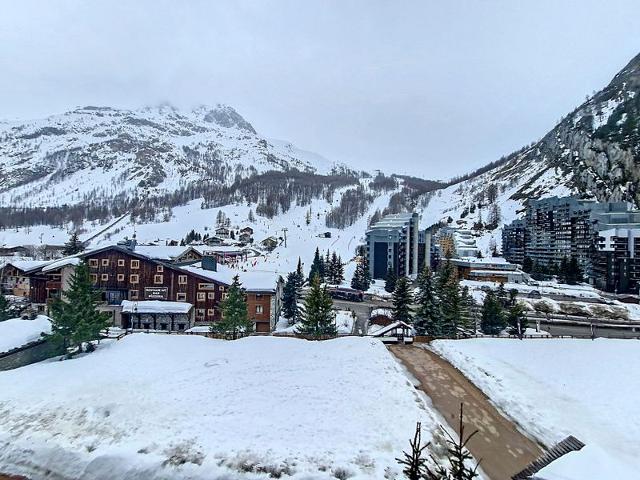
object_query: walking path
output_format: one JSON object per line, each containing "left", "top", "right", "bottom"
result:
{"left": 389, "top": 345, "right": 544, "bottom": 480}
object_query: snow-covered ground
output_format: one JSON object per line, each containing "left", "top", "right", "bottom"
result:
{"left": 0, "top": 334, "right": 438, "bottom": 479}
{"left": 0, "top": 316, "right": 51, "bottom": 353}
{"left": 430, "top": 338, "right": 640, "bottom": 475}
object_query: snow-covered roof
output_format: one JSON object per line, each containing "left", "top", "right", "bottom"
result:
{"left": 370, "top": 308, "right": 393, "bottom": 318}
{"left": 2, "top": 259, "right": 52, "bottom": 273}
{"left": 130, "top": 245, "right": 196, "bottom": 260}
{"left": 370, "top": 321, "right": 413, "bottom": 337}
{"left": 120, "top": 300, "right": 193, "bottom": 314}
{"left": 42, "top": 256, "right": 82, "bottom": 272}
{"left": 179, "top": 263, "right": 278, "bottom": 292}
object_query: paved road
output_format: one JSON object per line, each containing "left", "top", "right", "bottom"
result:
{"left": 539, "top": 322, "right": 640, "bottom": 338}
{"left": 333, "top": 298, "right": 390, "bottom": 335}
{"left": 390, "top": 345, "right": 543, "bottom": 480}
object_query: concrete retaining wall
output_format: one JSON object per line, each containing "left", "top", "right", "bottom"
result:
{"left": 0, "top": 339, "right": 61, "bottom": 371}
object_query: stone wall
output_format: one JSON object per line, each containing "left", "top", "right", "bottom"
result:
{"left": 0, "top": 339, "right": 61, "bottom": 371}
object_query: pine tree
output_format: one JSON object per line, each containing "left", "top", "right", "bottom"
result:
{"left": 48, "top": 263, "right": 110, "bottom": 353}
{"left": 295, "top": 257, "right": 305, "bottom": 288}
{"left": 522, "top": 256, "right": 533, "bottom": 273}
{"left": 385, "top": 266, "right": 397, "bottom": 293}
{"left": 334, "top": 254, "right": 344, "bottom": 285}
{"left": 211, "top": 275, "right": 253, "bottom": 339}
{"left": 247, "top": 209, "right": 256, "bottom": 222}
{"left": 459, "top": 286, "right": 475, "bottom": 331}
{"left": 296, "top": 275, "right": 336, "bottom": 338}
{"left": 395, "top": 422, "right": 433, "bottom": 480}
{"left": 414, "top": 265, "right": 438, "bottom": 335}
{"left": 0, "top": 291, "right": 10, "bottom": 322}
{"left": 506, "top": 301, "right": 528, "bottom": 337}
{"left": 392, "top": 277, "right": 413, "bottom": 323}
{"left": 438, "top": 404, "right": 480, "bottom": 479}
{"left": 305, "top": 208, "right": 312, "bottom": 226}
{"left": 437, "top": 260, "right": 461, "bottom": 337}
{"left": 351, "top": 258, "right": 371, "bottom": 291}
{"left": 309, "top": 248, "right": 324, "bottom": 282}
{"left": 282, "top": 272, "right": 303, "bottom": 325}
{"left": 62, "top": 232, "right": 84, "bottom": 256}
{"left": 480, "top": 290, "right": 505, "bottom": 335}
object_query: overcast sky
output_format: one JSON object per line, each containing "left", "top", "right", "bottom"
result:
{"left": 1, "top": 1, "right": 639, "bottom": 179}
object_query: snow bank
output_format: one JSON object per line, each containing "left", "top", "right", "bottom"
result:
{"left": 0, "top": 334, "right": 437, "bottom": 479}
{"left": 0, "top": 316, "right": 51, "bottom": 353}
{"left": 430, "top": 338, "right": 640, "bottom": 472}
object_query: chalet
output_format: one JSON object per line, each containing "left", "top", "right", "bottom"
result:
{"left": 370, "top": 321, "right": 414, "bottom": 344}
{"left": 215, "top": 226, "right": 231, "bottom": 239}
{"left": 260, "top": 236, "right": 279, "bottom": 251}
{"left": 13, "top": 243, "right": 282, "bottom": 333}
{"left": 240, "top": 226, "right": 254, "bottom": 235}
{"left": 0, "top": 260, "right": 51, "bottom": 298}
{"left": 179, "top": 262, "right": 283, "bottom": 333}
{"left": 238, "top": 232, "right": 252, "bottom": 244}
{"left": 450, "top": 257, "right": 527, "bottom": 284}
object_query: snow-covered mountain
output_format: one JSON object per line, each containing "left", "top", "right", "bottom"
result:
{"left": 0, "top": 104, "right": 346, "bottom": 208}
{"left": 421, "top": 51, "right": 640, "bottom": 252}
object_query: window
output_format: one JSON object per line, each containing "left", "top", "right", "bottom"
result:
{"left": 222, "top": 293, "right": 229, "bottom": 300}
{"left": 197, "top": 292, "right": 206, "bottom": 301}
{"left": 196, "top": 308, "right": 205, "bottom": 318}
{"left": 178, "top": 324, "right": 185, "bottom": 331}
{"left": 157, "top": 265, "right": 164, "bottom": 273}
{"left": 101, "top": 274, "right": 109, "bottom": 281}
{"left": 176, "top": 292, "right": 187, "bottom": 302}
{"left": 131, "top": 260, "right": 140, "bottom": 269}
{"left": 207, "top": 309, "right": 215, "bottom": 317}
{"left": 130, "top": 290, "right": 139, "bottom": 299}
{"left": 90, "top": 274, "right": 98, "bottom": 283}
{"left": 117, "top": 274, "right": 125, "bottom": 281}
{"left": 101, "top": 259, "right": 110, "bottom": 267}
{"left": 154, "top": 274, "right": 163, "bottom": 284}
{"left": 118, "top": 259, "right": 125, "bottom": 267}
{"left": 178, "top": 275, "right": 187, "bottom": 285}
{"left": 130, "top": 274, "right": 139, "bottom": 284}
{"left": 160, "top": 323, "right": 167, "bottom": 331}
{"left": 256, "top": 305, "right": 264, "bottom": 314}
{"left": 208, "top": 292, "right": 215, "bottom": 299}
{"left": 219, "top": 285, "right": 225, "bottom": 291}
{"left": 88, "top": 259, "right": 98, "bottom": 268}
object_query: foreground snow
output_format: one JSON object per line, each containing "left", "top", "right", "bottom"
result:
{"left": 0, "top": 316, "right": 51, "bottom": 353}
{"left": 430, "top": 338, "right": 640, "bottom": 475}
{"left": 0, "top": 334, "right": 437, "bottom": 479}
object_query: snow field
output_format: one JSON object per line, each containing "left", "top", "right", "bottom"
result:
{"left": 0, "top": 334, "right": 438, "bottom": 479}
{"left": 430, "top": 338, "right": 640, "bottom": 475}
{"left": 0, "top": 316, "right": 51, "bottom": 353}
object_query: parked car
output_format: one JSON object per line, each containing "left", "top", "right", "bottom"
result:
{"left": 527, "top": 290, "right": 542, "bottom": 299}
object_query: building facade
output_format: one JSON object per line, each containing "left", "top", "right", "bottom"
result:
{"left": 502, "top": 219, "right": 526, "bottom": 264}
{"left": 593, "top": 228, "right": 640, "bottom": 293}
{"left": 365, "top": 212, "right": 419, "bottom": 279}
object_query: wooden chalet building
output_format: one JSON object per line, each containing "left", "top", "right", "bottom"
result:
{"left": 10, "top": 243, "right": 283, "bottom": 333}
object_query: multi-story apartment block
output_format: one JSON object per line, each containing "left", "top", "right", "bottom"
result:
{"left": 366, "top": 213, "right": 419, "bottom": 279}
{"left": 593, "top": 228, "right": 640, "bottom": 293}
{"left": 502, "top": 219, "right": 526, "bottom": 264}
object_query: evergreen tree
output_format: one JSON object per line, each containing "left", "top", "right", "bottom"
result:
{"left": 305, "top": 208, "right": 312, "bottom": 226}
{"left": 395, "top": 422, "right": 433, "bottom": 480}
{"left": 506, "top": 301, "right": 528, "bottom": 337}
{"left": 211, "top": 275, "right": 253, "bottom": 339}
{"left": 480, "top": 290, "right": 505, "bottom": 335}
{"left": 0, "top": 291, "right": 10, "bottom": 322}
{"left": 568, "top": 256, "right": 583, "bottom": 285}
{"left": 351, "top": 258, "right": 371, "bottom": 291}
{"left": 309, "top": 248, "right": 324, "bottom": 282}
{"left": 296, "top": 275, "right": 336, "bottom": 338}
{"left": 414, "top": 265, "right": 439, "bottom": 335}
{"left": 522, "top": 256, "right": 533, "bottom": 273}
{"left": 247, "top": 209, "right": 256, "bottom": 222}
{"left": 392, "top": 277, "right": 413, "bottom": 323}
{"left": 436, "top": 260, "right": 461, "bottom": 337}
{"left": 295, "top": 257, "right": 305, "bottom": 288}
{"left": 459, "top": 286, "right": 475, "bottom": 331}
{"left": 559, "top": 256, "right": 569, "bottom": 283}
{"left": 438, "top": 404, "right": 480, "bottom": 479}
{"left": 48, "top": 263, "right": 110, "bottom": 353}
{"left": 62, "top": 231, "right": 85, "bottom": 256}
{"left": 335, "top": 255, "right": 345, "bottom": 284}
{"left": 282, "top": 272, "right": 303, "bottom": 324}
{"left": 385, "top": 266, "right": 397, "bottom": 293}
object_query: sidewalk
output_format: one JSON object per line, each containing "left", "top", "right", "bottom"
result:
{"left": 390, "top": 345, "right": 544, "bottom": 480}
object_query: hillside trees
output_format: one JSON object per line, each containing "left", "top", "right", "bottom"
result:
{"left": 62, "top": 232, "right": 84, "bottom": 256}
{"left": 414, "top": 266, "right": 438, "bottom": 335}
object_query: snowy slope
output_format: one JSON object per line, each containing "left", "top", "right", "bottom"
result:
{"left": 0, "top": 104, "right": 344, "bottom": 208}
{"left": 418, "top": 52, "right": 640, "bottom": 253}
{"left": 0, "top": 334, "right": 438, "bottom": 479}
{"left": 430, "top": 338, "right": 640, "bottom": 474}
